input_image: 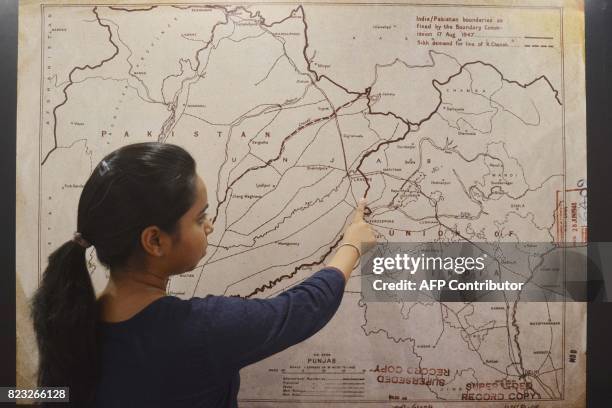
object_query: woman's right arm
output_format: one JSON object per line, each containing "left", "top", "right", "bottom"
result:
{"left": 195, "top": 198, "right": 376, "bottom": 372}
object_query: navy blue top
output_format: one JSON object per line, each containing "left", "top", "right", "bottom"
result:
{"left": 93, "top": 267, "right": 346, "bottom": 407}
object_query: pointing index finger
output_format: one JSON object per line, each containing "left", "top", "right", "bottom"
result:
{"left": 352, "top": 197, "right": 366, "bottom": 223}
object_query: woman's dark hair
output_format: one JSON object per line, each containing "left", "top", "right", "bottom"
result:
{"left": 30, "top": 142, "right": 197, "bottom": 406}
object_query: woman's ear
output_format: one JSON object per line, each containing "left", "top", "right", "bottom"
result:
{"left": 140, "top": 226, "right": 166, "bottom": 257}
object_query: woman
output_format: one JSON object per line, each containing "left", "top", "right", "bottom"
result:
{"left": 31, "top": 142, "right": 376, "bottom": 407}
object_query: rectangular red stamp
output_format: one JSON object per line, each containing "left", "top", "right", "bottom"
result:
{"left": 555, "top": 186, "right": 587, "bottom": 244}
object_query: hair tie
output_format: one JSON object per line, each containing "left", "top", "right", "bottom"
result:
{"left": 72, "top": 232, "right": 92, "bottom": 248}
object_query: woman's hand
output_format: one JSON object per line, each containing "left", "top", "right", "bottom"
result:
{"left": 327, "top": 197, "right": 377, "bottom": 281}
{"left": 342, "top": 197, "right": 377, "bottom": 254}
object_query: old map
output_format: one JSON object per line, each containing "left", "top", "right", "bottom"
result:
{"left": 17, "top": 1, "right": 586, "bottom": 406}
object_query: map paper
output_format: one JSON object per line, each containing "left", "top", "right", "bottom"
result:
{"left": 16, "top": 1, "right": 587, "bottom": 406}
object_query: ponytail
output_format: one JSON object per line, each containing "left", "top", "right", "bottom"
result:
{"left": 31, "top": 239, "right": 99, "bottom": 406}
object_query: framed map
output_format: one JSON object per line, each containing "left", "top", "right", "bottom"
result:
{"left": 17, "top": 1, "right": 587, "bottom": 406}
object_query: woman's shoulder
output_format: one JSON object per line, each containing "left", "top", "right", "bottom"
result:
{"left": 98, "top": 266, "right": 345, "bottom": 330}
{"left": 97, "top": 294, "right": 201, "bottom": 329}
{"left": 98, "top": 293, "right": 166, "bottom": 324}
